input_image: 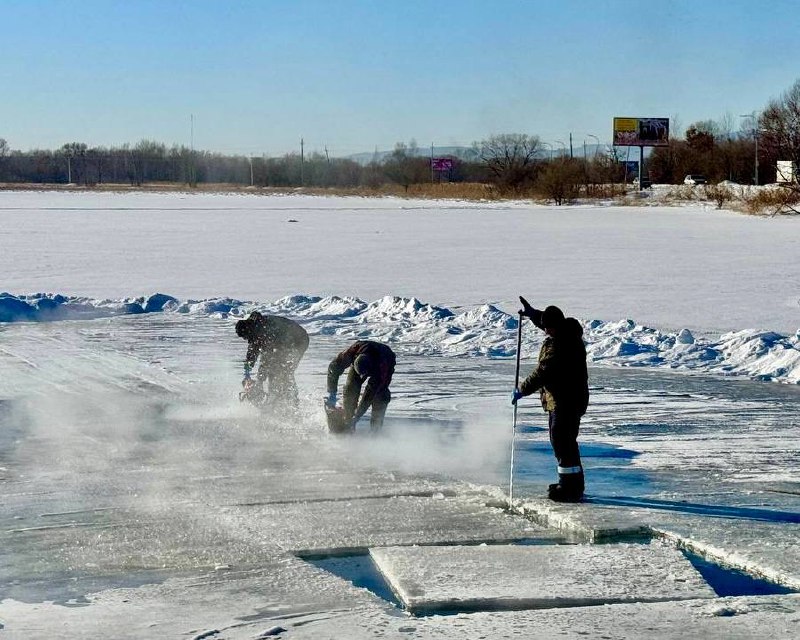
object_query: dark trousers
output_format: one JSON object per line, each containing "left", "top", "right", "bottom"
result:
{"left": 343, "top": 369, "right": 392, "bottom": 431}
{"left": 258, "top": 345, "right": 307, "bottom": 408}
{"left": 548, "top": 409, "right": 583, "bottom": 471}
{"left": 368, "top": 387, "right": 391, "bottom": 430}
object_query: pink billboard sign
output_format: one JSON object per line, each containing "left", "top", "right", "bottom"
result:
{"left": 431, "top": 157, "right": 453, "bottom": 171}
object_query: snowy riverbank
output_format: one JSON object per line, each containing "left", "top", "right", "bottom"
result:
{"left": 3, "top": 291, "right": 799, "bottom": 384}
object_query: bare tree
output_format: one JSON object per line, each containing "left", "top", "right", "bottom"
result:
{"left": 0, "top": 138, "right": 8, "bottom": 181}
{"left": 476, "top": 133, "right": 541, "bottom": 193}
{"left": 383, "top": 140, "right": 429, "bottom": 192}
{"left": 59, "top": 142, "right": 87, "bottom": 184}
{"left": 717, "top": 112, "right": 736, "bottom": 141}
{"left": 760, "top": 79, "right": 800, "bottom": 169}
{"left": 536, "top": 158, "right": 583, "bottom": 205}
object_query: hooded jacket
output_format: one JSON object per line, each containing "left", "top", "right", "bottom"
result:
{"left": 519, "top": 316, "right": 589, "bottom": 414}
{"left": 243, "top": 312, "right": 309, "bottom": 376}
{"left": 327, "top": 340, "right": 396, "bottom": 420}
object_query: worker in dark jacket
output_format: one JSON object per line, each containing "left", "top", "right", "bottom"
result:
{"left": 235, "top": 311, "right": 309, "bottom": 410}
{"left": 326, "top": 340, "right": 396, "bottom": 432}
{"left": 512, "top": 297, "right": 589, "bottom": 502}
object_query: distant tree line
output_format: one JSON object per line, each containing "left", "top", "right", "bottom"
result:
{"left": 0, "top": 131, "right": 627, "bottom": 205}
{"left": 649, "top": 79, "right": 800, "bottom": 184}
{"left": 2, "top": 79, "right": 799, "bottom": 196}
{"left": 0, "top": 137, "right": 491, "bottom": 189}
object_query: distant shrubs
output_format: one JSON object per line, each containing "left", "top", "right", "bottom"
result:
{"left": 535, "top": 159, "right": 583, "bottom": 205}
{"left": 631, "top": 181, "right": 799, "bottom": 215}
{"left": 741, "top": 185, "right": 800, "bottom": 215}
{"left": 704, "top": 184, "right": 734, "bottom": 209}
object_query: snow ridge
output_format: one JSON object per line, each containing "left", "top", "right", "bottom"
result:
{"left": 2, "top": 292, "right": 799, "bottom": 384}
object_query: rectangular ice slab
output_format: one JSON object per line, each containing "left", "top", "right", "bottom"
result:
{"left": 370, "top": 543, "right": 715, "bottom": 614}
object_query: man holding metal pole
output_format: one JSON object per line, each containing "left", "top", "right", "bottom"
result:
{"left": 512, "top": 297, "right": 589, "bottom": 502}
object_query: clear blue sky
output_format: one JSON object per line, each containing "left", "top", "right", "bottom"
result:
{"left": 2, "top": 0, "right": 798, "bottom": 157}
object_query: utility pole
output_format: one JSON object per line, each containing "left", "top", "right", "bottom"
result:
{"left": 300, "top": 137, "right": 304, "bottom": 186}
{"left": 638, "top": 145, "right": 644, "bottom": 191}
{"left": 66, "top": 154, "right": 72, "bottom": 183}
{"left": 569, "top": 133, "right": 573, "bottom": 159}
{"left": 755, "top": 129, "right": 759, "bottom": 186}
{"left": 431, "top": 142, "right": 434, "bottom": 183}
{"left": 324, "top": 145, "right": 330, "bottom": 164}
{"left": 587, "top": 134, "right": 600, "bottom": 158}
{"left": 249, "top": 157, "right": 254, "bottom": 187}
{"left": 189, "top": 114, "right": 196, "bottom": 187}
{"left": 740, "top": 112, "right": 759, "bottom": 185}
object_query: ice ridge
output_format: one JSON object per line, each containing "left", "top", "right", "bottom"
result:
{"left": 1, "top": 292, "right": 799, "bottom": 384}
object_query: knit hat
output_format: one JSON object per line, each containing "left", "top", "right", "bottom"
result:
{"left": 541, "top": 305, "right": 565, "bottom": 329}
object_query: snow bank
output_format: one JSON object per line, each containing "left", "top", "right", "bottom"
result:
{"left": 2, "top": 291, "right": 799, "bottom": 384}
{"left": 0, "top": 292, "right": 146, "bottom": 322}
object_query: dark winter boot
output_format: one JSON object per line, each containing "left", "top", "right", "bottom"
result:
{"left": 548, "top": 470, "right": 585, "bottom": 503}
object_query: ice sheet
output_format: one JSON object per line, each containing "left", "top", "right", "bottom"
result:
{"left": 1, "top": 193, "right": 799, "bottom": 637}
{"left": 369, "top": 542, "right": 715, "bottom": 613}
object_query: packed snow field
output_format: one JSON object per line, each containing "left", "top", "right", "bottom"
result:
{"left": 1, "top": 190, "right": 798, "bottom": 334}
{"left": 1, "top": 192, "right": 799, "bottom": 637}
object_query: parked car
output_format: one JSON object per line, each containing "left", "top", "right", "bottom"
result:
{"left": 684, "top": 174, "right": 707, "bottom": 186}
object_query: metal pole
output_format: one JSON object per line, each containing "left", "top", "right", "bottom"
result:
{"left": 190, "top": 114, "right": 195, "bottom": 186}
{"left": 755, "top": 128, "right": 759, "bottom": 186}
{"left": 740, "top": 113, "right": 758, "bottom": 185}
{"left": 509, "top": 312, "right": 524, "bottom": 505}
{"left": 587, "top": 134, "right": 600, "bottom": 158}
{"left": 638, "top": 146, "right": 644, "bottom": 190}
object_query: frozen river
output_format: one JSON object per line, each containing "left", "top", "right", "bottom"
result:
{"left": 1, "top": 192, "right": 799, "bottom": 636}
{"left": 1, "top": 315, "right": 798, "bottom": 624}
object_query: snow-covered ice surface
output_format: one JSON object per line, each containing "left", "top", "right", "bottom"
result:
{"left": 1, "top": 192, "right": 799, "bottom": 637}
{"left": 1, "top": 190, "right": 798, "bottom": 334}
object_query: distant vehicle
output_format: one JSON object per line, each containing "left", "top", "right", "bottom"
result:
{"left": 684, "top": 174, "right": 707, "bottom": 185}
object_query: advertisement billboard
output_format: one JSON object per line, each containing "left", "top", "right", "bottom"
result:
{"left": 613, "top": 117, "right": 669, "bottom": 146}
{"left": 431, "top": 157, "right": 454, "bottom": 172}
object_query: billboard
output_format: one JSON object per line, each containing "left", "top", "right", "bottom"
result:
{"left": 431, "top": 157, "right": 454, "bottom": 171}
{"left": 613, "top": 117, "right": 669, "bottom": 146}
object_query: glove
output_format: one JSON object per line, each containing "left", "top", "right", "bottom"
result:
{"left": 518, "top": 296, "right": 535, "bottom": 319}
{"left": 511, "top": 388, "right": 523, "bottom": 405}
{"left": 325, "top": 392, "right": 337, "bottom": 408}
{"left": 242, "top": 376, "right": 254, "bottom": 390}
